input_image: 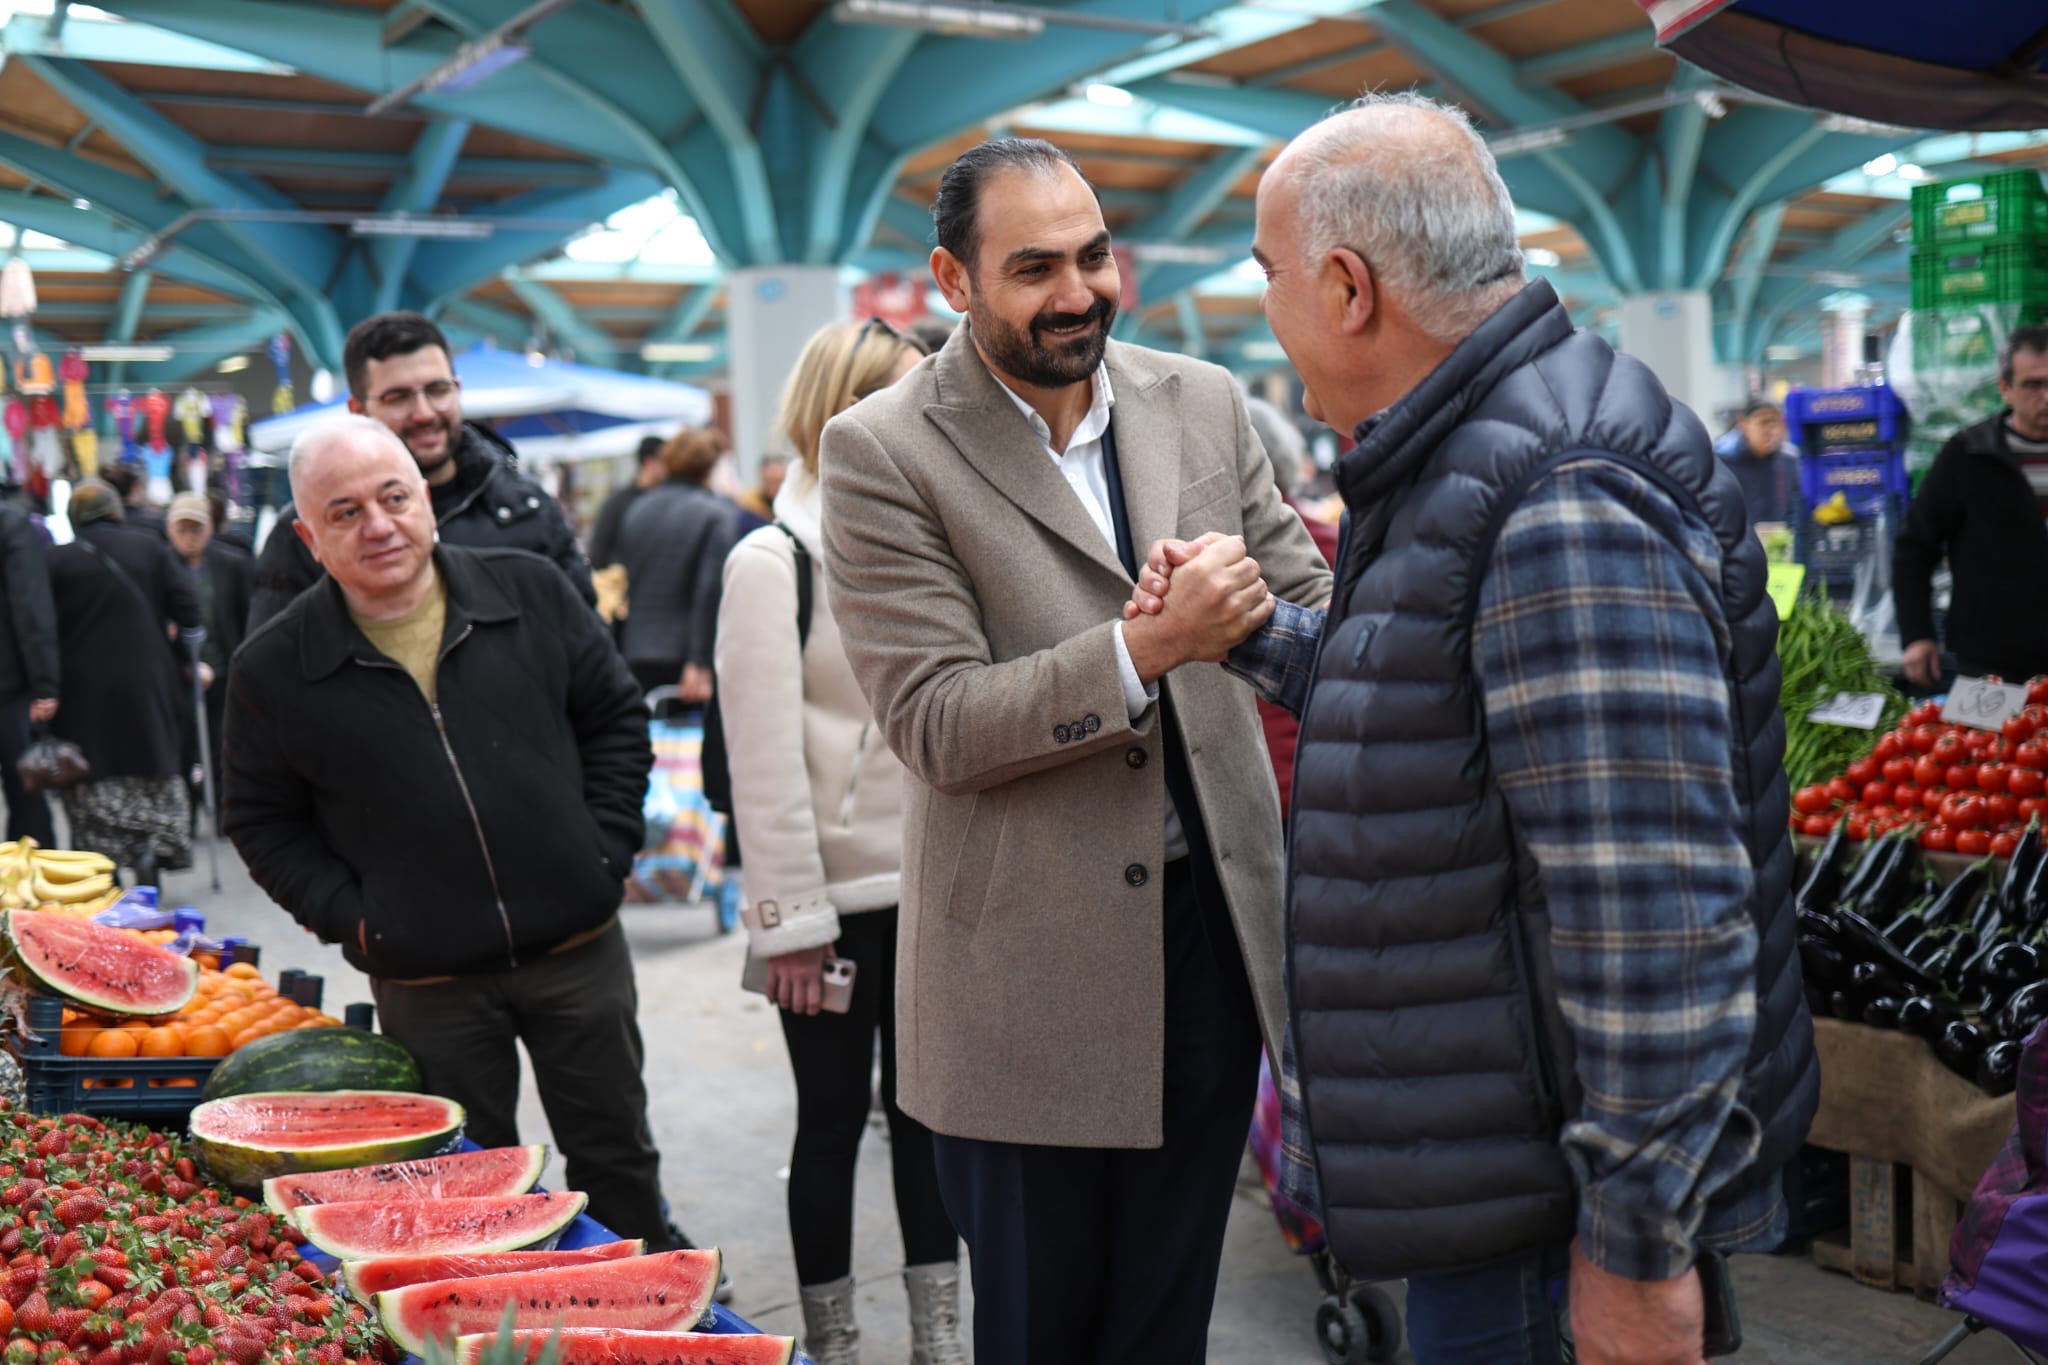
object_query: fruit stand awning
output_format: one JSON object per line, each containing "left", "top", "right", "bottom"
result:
{"left": 1639, "top": 1, "right": 2048, "bottom": 131}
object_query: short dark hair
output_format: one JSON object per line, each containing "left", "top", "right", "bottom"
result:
{"left": 99, "top": 464, "right": 137, "bottom": 501}
{"left": 931, "top": 137, "right": 1094, "bottom": 271}
{"left": 635, "top": 435, "right": 666, "bottom": 465}
{"left": 2001, "top": 325, "right": 2048, "bottom": 386}
{"left": 1740, "top": 401, "right": 1781, "bottom": 421}
{"left": 344, "top": 311, "right": 451, "bottom": 399}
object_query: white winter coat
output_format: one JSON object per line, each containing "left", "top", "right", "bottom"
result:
{"left": 714, "top": 470, "right": 903, "bottom": 958}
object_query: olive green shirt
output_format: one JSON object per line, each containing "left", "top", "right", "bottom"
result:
{"left": 350, "top": 575, "right": 447, "bottom": 703}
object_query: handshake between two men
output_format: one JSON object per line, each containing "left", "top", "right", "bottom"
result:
{"left": 1117, "top": 532, "right": 1276, "bottom": 686}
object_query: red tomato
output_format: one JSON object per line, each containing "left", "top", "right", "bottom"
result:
{"left": 1874, "top": 733, "right": 1905, "bottom": 762}
{"left": 1947, "top": 764, "right": 1978, "bottom": 791}
{"left": 2011, "top": 768, "right": 2048, "bottom": 798}
{"left": 1861, "top": 782, "right": 1893, "bottom": 807}
{"left": 2022, "top": 796, "right": 2048, "bottom": 821}
{"left": 1803, "top": 814, "right": 1838, "bottom": 836}
{"left": 1979, "top": 762, "right": 2010, "bottom": 793}
{"left": 1870, "top": 805, "right": 1903, "bottom": 822}
{"left": 2006, "top": 715, "right": 2035, "bottom": 744}
{"left": 1827, "top": 777, "right": 1859, "bottom": 804}
{"left": 1845, "top": 815, "right": 1871, "bottom": 841}
{"left": 2030, "top": 677, "right": 2048, "bottom": 706}
{"left": 1921, "top": 824, "right": 1958, "bottom": 852}
{"left": 1912, "top": 724, "right": 1946, "bottom": 752}
{"left": 1909, "top": 703, "right": 1942, "bottom": 727}
{"left": 2025, "top": 705, "right": 2048, "bottom": 733}
{"left": 1965, "top": 729, "right": 1996, "bottom": 753}
{"left": 1882, "top": 757, "right": 1916, "bottom": 785}
{"left": 1956, "top": 829, "right": 1993, "bottom": 856}
{"left": 1791, "top": 784, "right": 1832, "bottom": 815}
{"left": 1941, "top": 792, "right": 1990, "bottom": 828}
{"left": 1993, "top": 832, "right": 2022, "bottom": 858}
{"left": 1923, "top": 785, "right": 1951, "bottom": 810}
{"left": 1989, "top": 793, "right": 2020, "bottom": 825}
{"left": 1846, "top": 756, "right": 1881, "bottom": 786}
{"left": 1914, "top": 754, "right": 1946, "bottom": 787}
{"left": 1935, "top": 732, "right": 1970, "bottom": 760}
{"left": 1893, "top": 782, "right": 1924, "bottom": 810}
{"left": 2018, "top": 742, "right": 2048, "bottom": 769}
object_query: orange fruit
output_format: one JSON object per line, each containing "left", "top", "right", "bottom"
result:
{"left": 118, "top": 1018, "right": 153, "bottom": 1033}
{"left": 86, "top": 1030, "right": 138, "bottom": 1059}
{"left": 215, "top": 1008, "right": 254, "bottom": 1033}
{"left": 58, "top": 1024, "right": 95, "bottom": 1058}
{"left": 183, "top": 1026, "right": 231, "bottom": 1057}
{"left": 225, "top": 963, "right": 262, "bottom": 980}
{"left": 227, "top": 1026, "right": 267, "bottom": 1051}
{"left": 139, "top": 1027, "right": 183, "bottom": 1058}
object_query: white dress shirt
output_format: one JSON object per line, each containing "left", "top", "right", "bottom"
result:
{"left": 991, "top": 364, "right": 1190, "bottom": 862}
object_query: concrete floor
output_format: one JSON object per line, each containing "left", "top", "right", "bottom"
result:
{"left": 56, "top": 836, "right": 2023, "bottom": 1364}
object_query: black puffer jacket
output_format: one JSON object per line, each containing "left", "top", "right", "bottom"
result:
{"left": 1893, "top": 411, "right": 2048, "bottom": 678}
{"left": 614, "top": 480, "right": 734, "bottom": 671}
{"left": 223, "top": 546, "right": 651, "bottom": 980}
{"left": 248, "top": 423, "right": 594, "bottom": 629}
{"left": 0, "top": 502, "right": 57, "bottom": 705}
{"left": 1291, "top": 282, "right": 1816, "bottom": 1279}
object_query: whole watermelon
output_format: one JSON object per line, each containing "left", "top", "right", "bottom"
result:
{"left": 200, "top": 1027, "right": 421, "bottom": 1104}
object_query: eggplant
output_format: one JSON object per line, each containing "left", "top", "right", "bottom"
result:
{"left": 1922, "top": 929, "right": 1980, "bottom": 992}
{"left": 1799, "top": 909, "right": 1846, "bottom": 948}
{"left": 2001, "top": 816, "right": 2043, "bottom": 916}
{"left": 1956, "top": 930, "right": 2014, "bottom": 995}
{"left": 1834, "top": 909, "right": 1940, "bottom": 994}
{"left": 1898, "top": 996, "right": 1963, "bottom": 1041}
{"left": 1830, "top": 990, "right": 1862, "bottom": 1021}
{"left": 1996, "top": 979, "right": 2048, "bottom": 1042}
{"left": 1798, "top": 938, "right": 1851, "bottom": 990}
{"left": 1978, "top": 1040, "right": 2022, "bottom": 1096}
{"left": 1862, "top": 996, "right": 1904, "bottom": 1029}
{"left": 2022, "top": 838, "right": 2048, "bottom": 931}
{"left": 1936, "top": 1020, "right": 1989, "bottom": 1080}
{"left": 1980, "top": 942, "right": 2043, "bottom": 995}
{"left": 1857, "top": 836, "right": 1925, "bottom": 923}
{"left": 1884, "top": 911, "right": 1929, "bottom": 950}
{"left": 1923, "top": 859, "right": 1991, "bottom": 935}
{"left": 1797, "top": 819, "right": 1849, "bottom": 914}
{"left": 1849, "top": 960, "right": 1906, "bottom": 1003}
{"left": 1839, "top": 830, "right": 1905, "bottom": 907}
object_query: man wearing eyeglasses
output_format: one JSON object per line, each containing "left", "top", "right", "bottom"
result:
{"left": 248, "top": 312, "right": 594, "bottom": 628}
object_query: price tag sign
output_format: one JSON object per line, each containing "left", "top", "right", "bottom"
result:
{"left": 1766, "top": 562, "right": 1807, "bottom": 620}
{"left": 1941, "top": 676, "right": 2029, "bottom": 733}
{"left": 1806, "top": 691, "right": 1887, "bottom": 730}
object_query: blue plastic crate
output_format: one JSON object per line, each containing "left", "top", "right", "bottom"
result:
{"left": 1799, "top": 448, "right": 1910, "bottom": 520}
{"left": 8, "top": 994, "right": 217, "bottom": 1120}
{"left": 1784, "top": 385, "right": 1910, "bottom": 453}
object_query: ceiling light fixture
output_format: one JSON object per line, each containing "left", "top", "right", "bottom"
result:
{"left": 216, "top": 355, "right": 251, "bottom": 374}
{"left": 80, "top": 344, "right": 174, "bottom": 362}
{"left": 1131, "top": 242, "right": 1233, "bottom": 265}
{"left": 350, "top": 215, "right": 496, "bottom": 240}
{"left": 833, "top": 0, "right": 1043, "bottom": 39}
{"left": 641, "top": 342, "right": 720, "bottom": 363}
{"left": 365, "top": 0, "right": 576, "bottom": 116}
{"left": 1487, "top": 126, "right": 1572, "bottom": 159}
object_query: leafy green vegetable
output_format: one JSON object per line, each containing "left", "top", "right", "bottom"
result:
{"left": 1780, "top": 592, "right": 1905, "bottom": 790}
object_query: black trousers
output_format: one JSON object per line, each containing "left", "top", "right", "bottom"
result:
{"left": 0, "top": 697, "right": 54, "bottom": 847}
{"left": 370, "top": 920, "right": 670, "bottom": 1244}
{"left": 931, "top": 856, "right": 1262, "bottom": 1365}
{"left": 778, "top": 906, "right": 957, "bottom": 1284}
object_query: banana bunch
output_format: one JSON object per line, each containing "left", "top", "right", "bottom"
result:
{"left": 1811, "top": 490, "right": 1857, "bottom": 527}
{"left": 0, "top": 839, "right": 118, "bottom": 910}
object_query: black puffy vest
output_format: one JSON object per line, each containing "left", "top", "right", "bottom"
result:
{"left": 1289, "top": 282, "right": 1818, "bottom": 1280}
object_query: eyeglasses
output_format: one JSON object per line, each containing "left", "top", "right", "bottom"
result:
{"left": 368, "top": 378, "right": 461, "bottom": 411}
{"left": 839, "top": 316, "right": 909, "bottom": 402}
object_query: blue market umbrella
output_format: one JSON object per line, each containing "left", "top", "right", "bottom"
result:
{"left": 1642, "top": 1, "right": 2048, "bottom": 131}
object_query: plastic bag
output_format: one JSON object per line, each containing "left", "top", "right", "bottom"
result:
{"left": 1849, "top": 505, "right": 1901, "bottom": 663}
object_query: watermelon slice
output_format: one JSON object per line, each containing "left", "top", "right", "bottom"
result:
{"left": 189, "top": 1091, "right": 465, "bottom": 1194}
{"left": 377, "top": 1248, "right": 721, "bottom": 1357}
{"left": 4, "top": 908, "right": 196, "bottom": 1017}
{"left": 293, "top": 1191, "right": 587, "bottom": 1260}
{"left": 452, "top": 1329, "right": 794, "bottom": 1365}
{"left": 263, "top": 1143, "right": 548, "bottom": 1215}
{"left": 341, "top": 1240, "right": 645, "bottom": 1300}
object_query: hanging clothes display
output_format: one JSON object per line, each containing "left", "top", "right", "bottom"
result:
{"left": 1, "top": 397, "right": 22, "bottom": 485}
{"left": 268, "top": 333, "right": 294, "bottom": 415}
{"left": 59, "top": 350, "right": 89, "bottom": 430}
{"left": 0, "top": 256, "right": 35, "bottom": 320}
{"left": 14, "top": 350, "right": 52, "bottom": 396}
{"left": 212, "top": 391, "right": 248, "bottom": 506}
{"left": 26, "top": 394, "right": 60, "bottom": 477}
{"left": 139, "top": 388, "right": 170, "bottom": 450}
{"left": 142, "top": 444, "right": 173, "bottom": 506}
{"left": 175, "top": 387, "right": 207, "bottom": 447}
{"left": 71, "top": 426, "right": 98, "bottom": 479}
{"left": 108, "top": 390, "right": 135, "bottom": 449}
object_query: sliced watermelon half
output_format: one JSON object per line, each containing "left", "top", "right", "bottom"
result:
{"left": 263, "top": 1143, "right": 548, "bottom": 1216}
{"left": 4, "top": 908, "right": 197, "bottom": 1018}
{"left": 188, "top": 1090, "right": 465, "bottom": 1194}
{"left": 293, "top": 1191, "right": 587, "bottom": 1260}
{"left": 340, "top": 1240, "right": 645, "bottom": 1300}
{"left": 377, "top": 1247, "right": 721, "bottom": 1358}
{"left": 452, "top": 1328, "right": 793, "bottom": 1365}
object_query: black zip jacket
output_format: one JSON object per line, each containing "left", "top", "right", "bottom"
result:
{"left": 0, "top": 502, "right": 58, "bottom": 704}
{"left": 1894, "top": 411, "right": 2048, "bottom": 678}
{"left": 222, "top": 546, "right": 652, "bottom": 980}
{"left": 248, "top": 423, "right": 594, "bottom": 629}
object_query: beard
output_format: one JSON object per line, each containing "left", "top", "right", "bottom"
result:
{"left": 402, "top": 414, "right": 460, "bottom": 479}
{"left": 969, "top": 292, "right": 1115, "bottom": 389}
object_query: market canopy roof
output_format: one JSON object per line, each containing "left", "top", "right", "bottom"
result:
{"left": 1642, "top": 1, "right": 2048, "bottom": 131}
{"left": 246, "top": 342, "right": 713, "bottom": 461}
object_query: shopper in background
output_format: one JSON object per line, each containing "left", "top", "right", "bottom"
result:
{"left": 731, "top": 454, "right": 788, "bottom": 539}
{"left": 249, "top": 311, "right": 594, "bottom": 628}
{"left": 166, "top": 492, "right": 251, "bottom": 817}
{"left": 614, "top": 427, "right": 736, "bottom": 702}
{"left": 221, "top": 414, "right": 730, "bottom": 1275}
{"left": 0, "top": 496, "right": 59, "bottom": 846}
{"left": 45, "top": 480, "right": 201, "bottom": 884}
{"left": 1895, "top": 325, "right": 2048, "bottom": 688}
{"left": 589, "top": 435, "right": 667, "bottom": 572}
{"left": 716, "top": 319, "right": 961, "bottom": 1365}
{"left": 1131, "top": 93, "right": 1817, "bottom": 1365}
{"left": 100, "top": 464, "right": 167, "bottom": 540}
{"left": 1714, "top": 400, "right": 1800, "bottom": 528}
{"left": 822, "top": 138, "right": 1331, "bottom": 1365}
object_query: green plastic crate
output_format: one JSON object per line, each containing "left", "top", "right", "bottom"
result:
{"left": 1913, "top": 171, "right": 2048, "bottom": 247}
{"left": 1911, "top": 241, "right": 2048, "bottom": 309}
{"left": 1907, "top": 304, "right": 2048, "bottom": 374}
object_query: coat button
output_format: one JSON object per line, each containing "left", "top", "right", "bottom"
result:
{"left": 1053, "top": 724, "right": 1070, "bottom": 744}
{"left": 1124, "top": 863, "right": 1147, "bottom": 887}
{"left": 496, "top": 507, "right": 511, "bottom": 520}
{"left": 526, "top": 496, "right": 540, "bottom": 508}
{"left": 1125, "top": 747, "right": 1146, "bottom": 769}
{"left": 1083, "top": 713, "right": 1100, "bottom": 734}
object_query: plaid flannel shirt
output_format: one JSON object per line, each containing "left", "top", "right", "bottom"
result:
{"left": 1236, "top": 459, "right": 1783, "bottom": 1281}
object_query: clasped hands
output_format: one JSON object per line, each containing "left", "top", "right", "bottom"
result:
{"left": 1118, "top": 532, "right": 1275, "bottom": 684}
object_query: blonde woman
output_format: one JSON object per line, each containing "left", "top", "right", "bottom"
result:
{"left": 713, "top": 319, "right": 962, "bottom": 1365}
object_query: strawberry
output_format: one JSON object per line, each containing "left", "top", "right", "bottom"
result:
{"left": 51, "top": 1200, "right": 102, "bottom": 1234}
{"left": 18, "top": 1289, "right": 54, "bottom": 1335}
{"left": 217, "top": 1338, "right": 261, "bottom": 1365}
{"left": 86, "top": 1349, "right": 120, "bottom": 1365}
{"left": 50, "top": 1308, "right": 87, "bottom": 1342}
{"left": 32, "top": 1134, "right": 65, "bottom": 1160}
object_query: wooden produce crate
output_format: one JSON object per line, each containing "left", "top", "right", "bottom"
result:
{"left": 1805, "top": 1017, "right": 2013, "bottom": 1295}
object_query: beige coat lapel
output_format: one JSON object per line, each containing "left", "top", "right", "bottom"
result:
{"left": 1102, "top": 343, "right": 1182, "bottom": 565}
{"left": 924, "top": 326, "right": 1128, "bottom": 586}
